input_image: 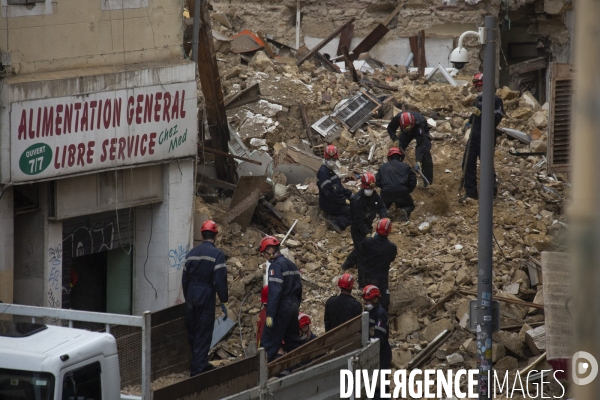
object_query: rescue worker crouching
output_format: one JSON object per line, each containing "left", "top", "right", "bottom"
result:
{"left": 259, "top": 236, "right": 304, "bottom": 362}
{"left": 317, "top": 144, "right": 352, "bottom": 233}
{"left": 324, "top": 273, "right": 363, "bottom": 332}
{"left": 360, "top": 218, "right": 397, "bottom": 311}
{"left": 376, "top": 147, "right": 417, "bottom": 221}
{"left": 340, "top": 172, "right": 387, "bottom": 271}
{"left": 182, "top": 220, "right": 228, "bottom": 377}
{"left": 298, "top": 313, "right": 317, "bottom": 345}
{"left": 387, "top": 111, "right": 434, "bottom": 185}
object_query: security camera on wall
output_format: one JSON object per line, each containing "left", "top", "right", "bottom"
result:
{"left": 449, "top": 47, "right": 469, "bottom": 70}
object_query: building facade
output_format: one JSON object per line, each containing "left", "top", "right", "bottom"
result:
{"left": 0, "top": 0, "right": 196, "bottom": 315}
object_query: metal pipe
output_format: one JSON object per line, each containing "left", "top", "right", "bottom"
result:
{"left": 572, "top": 0, "right": 600, "bottom": 396}
{"left": 476, "top": 15, "right": 497, "bottom": 400}
{"left": 296, "top": 0, "right": 301, "bottom": 50}
{"left": 141, "top": 311, "right": 151, "bottom": 400}
{"left": 191, "top": 0, "right": 201, "bottom": 62}
{"left": 457, "top": 30, "right": 480, "bottom": 50}
{"left": 404, "top": 53, "right": 414, "bottom": 69}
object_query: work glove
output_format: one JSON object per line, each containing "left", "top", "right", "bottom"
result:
{"left": 414, "top": 162, "right": 422, "bottom": 172}
{"left": 471, "top": 107, "right": 481, "bottom": 117}
{"left": 393, "top": 140, "right": 400, "bottom": 148}
{"left": 266, "top": 317, "right": 274, "bottom": 328}
{"left": 346, "top": 199, "right": 350, "bottom": 205}
{"left": 221, "top": 303, "right": 228, "bottom": 319}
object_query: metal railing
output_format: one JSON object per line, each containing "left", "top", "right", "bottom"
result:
{"left": 0, "top": 303, "right": 151, "bottom": 400}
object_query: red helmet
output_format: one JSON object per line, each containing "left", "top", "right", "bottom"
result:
{"left": 338, "top": 273, "right": 355, "bottom": 291}
{"left": 261, "top": 285, "right": 268, "bottom": 304}
{"left": 201, "top": 220, "right": 218, "bottom": 233}
{"left": 324, "top": 144, "right": 339, "bottom": 160}
{"left": 399, "top": 112, "right": 415, "bottom": 131}
{"left": 259, "top": 236, "right": 280, "bottom": 253}
{"left": 376, "top": 218, "right": 392, "bottom": 236}
{"left": 387, "top": 147, "right": 404, "bottom": 160}
{"left": 298, "top": 313, "right": 311, "bottom": 329}
{"left": 473, "top": 73, "right": 483, "bottom": 87}
{"left": 363, "top": 285, "right": 381, "bottom": 300}
{"left": 360, "top": 172, "right": 376, "bottom": 189}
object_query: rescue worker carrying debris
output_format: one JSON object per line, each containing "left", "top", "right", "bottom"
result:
{"left": 363, "top": 285, "right": 392, "bottom": 370}
{"left": 340, "top": 172, "right": 387, "bottom": 271}
{"left": 259, "top": 236, "right": 303, "bottom": 362}
{"left": 298, "top": 313, "right": 317, "bottom": 345}
{"left": 182, "top": 220, "right": 228, "bottom": 377}
{"left": 387, "top": 110, "right": 434, "bottom": 185}
{"left": 317, "top": 144, "right": 352, "bottom": 233}
{"left": 460, "top": 72, "right": 505, "bottom": 202}
{"left": 324, "top": 273, "right": 363, "bottom": 332}
{"left": 375, "top": 147, "right": 417, "bottom": 221}
{"left": 360, "top": 218, "right": 397, "bottom": 311}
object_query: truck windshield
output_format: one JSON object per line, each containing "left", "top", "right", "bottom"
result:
{"left": 0, "top": 368, "right": 55, "bottom": 400}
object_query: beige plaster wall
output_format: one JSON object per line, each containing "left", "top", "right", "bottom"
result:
{"left": 0, "top": 0, "right": 184, "bottom": 74}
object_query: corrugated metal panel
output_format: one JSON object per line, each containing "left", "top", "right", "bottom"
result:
{"left": 547, "top": 63, "right": 574, "bottom": 174}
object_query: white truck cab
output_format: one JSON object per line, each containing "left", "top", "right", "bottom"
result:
{"left": 0, "top": 320, "right": 121, "bottom": 400}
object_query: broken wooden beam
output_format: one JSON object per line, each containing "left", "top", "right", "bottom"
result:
{"left": 348, "top": 2, "right": 404, "bottom": 61}
{"left": 341, "top": 45, "right": 359, "bottom": 82}
{"left": 407, "top": 329, "right": 452, "bottom": 370}
{"left": 256, "top": 32, "right": 276, "bottom": 59}
{"left": 314, "top": 52, "right": 341, "bottom": 73}
{"left": 296, "top": 17, "right": 355, "bottom": 66}
{"left": 458, "top": 289, "right": 545, "bottom": 310}
{"left": 382, "top": 2, "right": 405, "bottom": 26}
{"left": 298, "top": 102, "right": 316, "bottom": 147}
{"left": 199, "top": 146, "right": 263, "bottom": 165}
{"left": 417, "top": 30, "right": 426, "bottom": 77}
{"left": 224, "top": 82, "right": 261, "bottom": 110}
{"left": 360, "top": 79, "right": 398, "bottom": 92}
{"left": 421, "top": 288, "right": 457, "bottom": 317}
{"left": 336, "top": 23, "right": 354, "bottom": 57}
{"left": 198, "top": 174, "right": 237, "bottom": 191}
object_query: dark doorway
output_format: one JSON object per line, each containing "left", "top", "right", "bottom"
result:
{"left": 70, "top": 253, "right": 107, "bottom": 313}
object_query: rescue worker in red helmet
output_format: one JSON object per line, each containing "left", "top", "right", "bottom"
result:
{"left": 324, "top": 273, "right": 363, "bottom": 331}
{"left": 317, "top": 144, "right": 352, "bottom": 233}
{"left": 298, "top": 313, "right": 317, "bottom": 344}
{"left": 363, "top": 285, "right": 391, "bottom": 398}
{"left": 182, "top": 220, "right": 228, "bottom": 376}
{"left": 359, "top": 218, "right": 397, "bottom": 311}
{"left": 387, "top": 110, "right": 434, "bottom": 185}
{"left": 375, "top": 147, "right": 417, "bottom": 221}
{"left": 459, "top": 72, "right": 505, "bottom": 202}
{"left": 340, "top": 172, "right": 387, "bottom": 271}
{"left": 258, "top": 236, "right": 303, "bottom": 362}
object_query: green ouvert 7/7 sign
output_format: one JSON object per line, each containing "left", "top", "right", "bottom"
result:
{"left": 19, "top": 143, "right": 53, "bottom": 176}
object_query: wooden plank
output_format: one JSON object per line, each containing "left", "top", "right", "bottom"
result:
{"left": 314, "top": 52, "right": 342, "bottom": 73}
{"left": 151, "top": 303, "right": 186, "bottom": 327}
{"left": 152, "top": 354, "right": 259, "bottom": 400}
{"left": 336, "top": 23, "right": 354, "bottom": 57}
{"left": 417, "top": 30, "right": 426, "bottom": 77}
{"left": 421, "top": 288, "right": 457, "bottom": 317}
{"left": 297, "top": 17, "right": 356, "bottom": 66}
{"left": 199, "top": 146, "right": 263, "bottom": 165}
{"left": 268, "top": 333, "right": 361, "bottom": 376}
{"left": 508, "top": 57, "right": 548, "bottom": 75}
{"left": 409, "top": 35, "right": 418, "bottom": 66}
{"left": 198, "top": 174, "right": 237, "bottom": 191}
{"left": 458, "top": 289, "right": 545, "bottom": 310}
{"left": 342, "top": 45, "right": 359, "bottom": 82}
{"left": 257, "top": 31, "right": 276, "bottom": 58}
{"left": 291, "top": 340, "right": 362, "bottom": 373}
{"left": 408, "top": 329, "right": 452, "bottom": 370}
{"left": 153, "top": 360, "right": 191, "bottom": 381}
{"left": 382, "top": 2, "right": 405, "bottom": 26}
{"left": 298, "top": 102, "right": 316, "bottom": 147}
{"left": 226, "top": 175, "right": 267, "bottom": 229}
{"left": 360, "top": 79, "right": 398, "bottom": 92}
{"left": 348, "top": 24, "right": 389, "bottom": 61}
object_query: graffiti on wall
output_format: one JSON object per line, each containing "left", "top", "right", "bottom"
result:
{"left": 63, "top": 221, "right": 116, "bottom": 258}
{"left": 169, "top": 244, "right": 189, "bottom": 270}
{"left": 47, "top": 243, "right": 62, "bottom": 308}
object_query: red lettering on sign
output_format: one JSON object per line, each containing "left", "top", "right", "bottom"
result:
{"left": 109, "top": 138, "right": 117, "bottom": 161}
{"left": 42, "top": 106, "right": 54, "bottom": 137}
{"left": 96, "top": 100, "right": 102, "bottom": 130}
{"left": 113, "top": 98, "right": 122, "bottom": 127}
{"left": 127, "top": 96, "right": 134, "bottom": 126}
{"left": 118, "top": 137, "right": 126, "bottom": 160}
{"left": 140, "top": 134, "right": 148, "bottom": 156}
{"left": 81, "top": 102, "right": 89, "bottom": 132}
{"left": 87, "top": 141, "right": 95, "bottom": 164}
{"left": 163, "top": 92, "right": 171, "bottom": 123}
{"left": 18, "top": 110, "right": 26, "bottom": 140}
{"left": 36, "top": 108, "right": 41, "bottom": 138}
{"left": 28, "top": 109, "right": 36, "bottom": 139}
{"left": 144, "top": 94, "right": 153, "bottom": 124}
{"left": 180, "top": 90, "right": 186, "bottom": 118}
{"left": 64, "top": 104, "right": 73, "bottom": 134}
{"left": 74, "top": 103, "right": 82, "bottom": 132}
{"left": 149, "top": 132, "right": 156, "bottom": 155}
{"left": 154, "top": 93, "right": 162, "bottom": 122}
{"left": 67, "top": 144, "right": 76, "bottom": 167}
{"left": 55, "top": 105, "right": 63, "bottom": 136}
{"left": 135, "top": 94, "right": 143, "bottom": 125}
{"left": 77, "top": 143, "right": 85, "bottom": 166}
{"left": 54, "top": 146, "right": 61, "bottom": 169}
{"left": 103, "top": 100, "right": 112, "bottom": 129}
{"left": 100, "top": 139, "right": 109, "bottom": 162}
{"left": 89, "top": 100, "right": 98, "bottom": 130}
{"left": 172, "top": 91, "right": 180, "bottom": 120}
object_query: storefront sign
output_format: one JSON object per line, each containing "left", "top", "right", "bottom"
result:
{"left": 11, "top": 81, "right": 197, "bottom": 182}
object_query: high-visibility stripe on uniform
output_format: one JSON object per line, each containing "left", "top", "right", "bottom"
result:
{"left": 269, "top": 277, "right": 284, "bottom": 284}
{"left": 186, "top": 255, "right": 216, "bottom": 262}
{"left": 320, "top": 179, "right": 331, "bottom": 189}
{"left": 214, "top": 263, "right": 226, "bottom": 271}
{"left": 282, "top": 271, "right": 300, "bottom": 276}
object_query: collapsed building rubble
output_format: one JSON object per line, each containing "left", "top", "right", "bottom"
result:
{"left": 126, "top": 5, "right": 571, "bottom": 397}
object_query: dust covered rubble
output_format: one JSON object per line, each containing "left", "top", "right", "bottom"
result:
{"left": 190, "top": 37, "right": 567, "bottom": 395}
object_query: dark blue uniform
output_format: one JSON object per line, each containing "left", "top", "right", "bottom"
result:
{"left": 182, "top": 241, "right": 228, "bottom": 376}
{"left": 317, "top": 164, "right": 352, "bottom": 229}
{"left": 341, "top": 190, "right": 387, "bottom": 271}
{"left": 375, "top": 159, "right": 417, "bottom": 218}
{"left": 387, "top": 111, "right": 434, "bottom": 184}
{"left": 261, "top": 254, "right": 303, "bottom": 362}
{"left": 462, "top": 94, "right": 504, "bottom": 198}
{"left": 360, "top": 236, "right": 397, "bottom": 310}
{"left": 369, "top": 303, "right": 391, "bottom": 370}
{"left": 324, "top": 293, "right": 362, "bottom": 331}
